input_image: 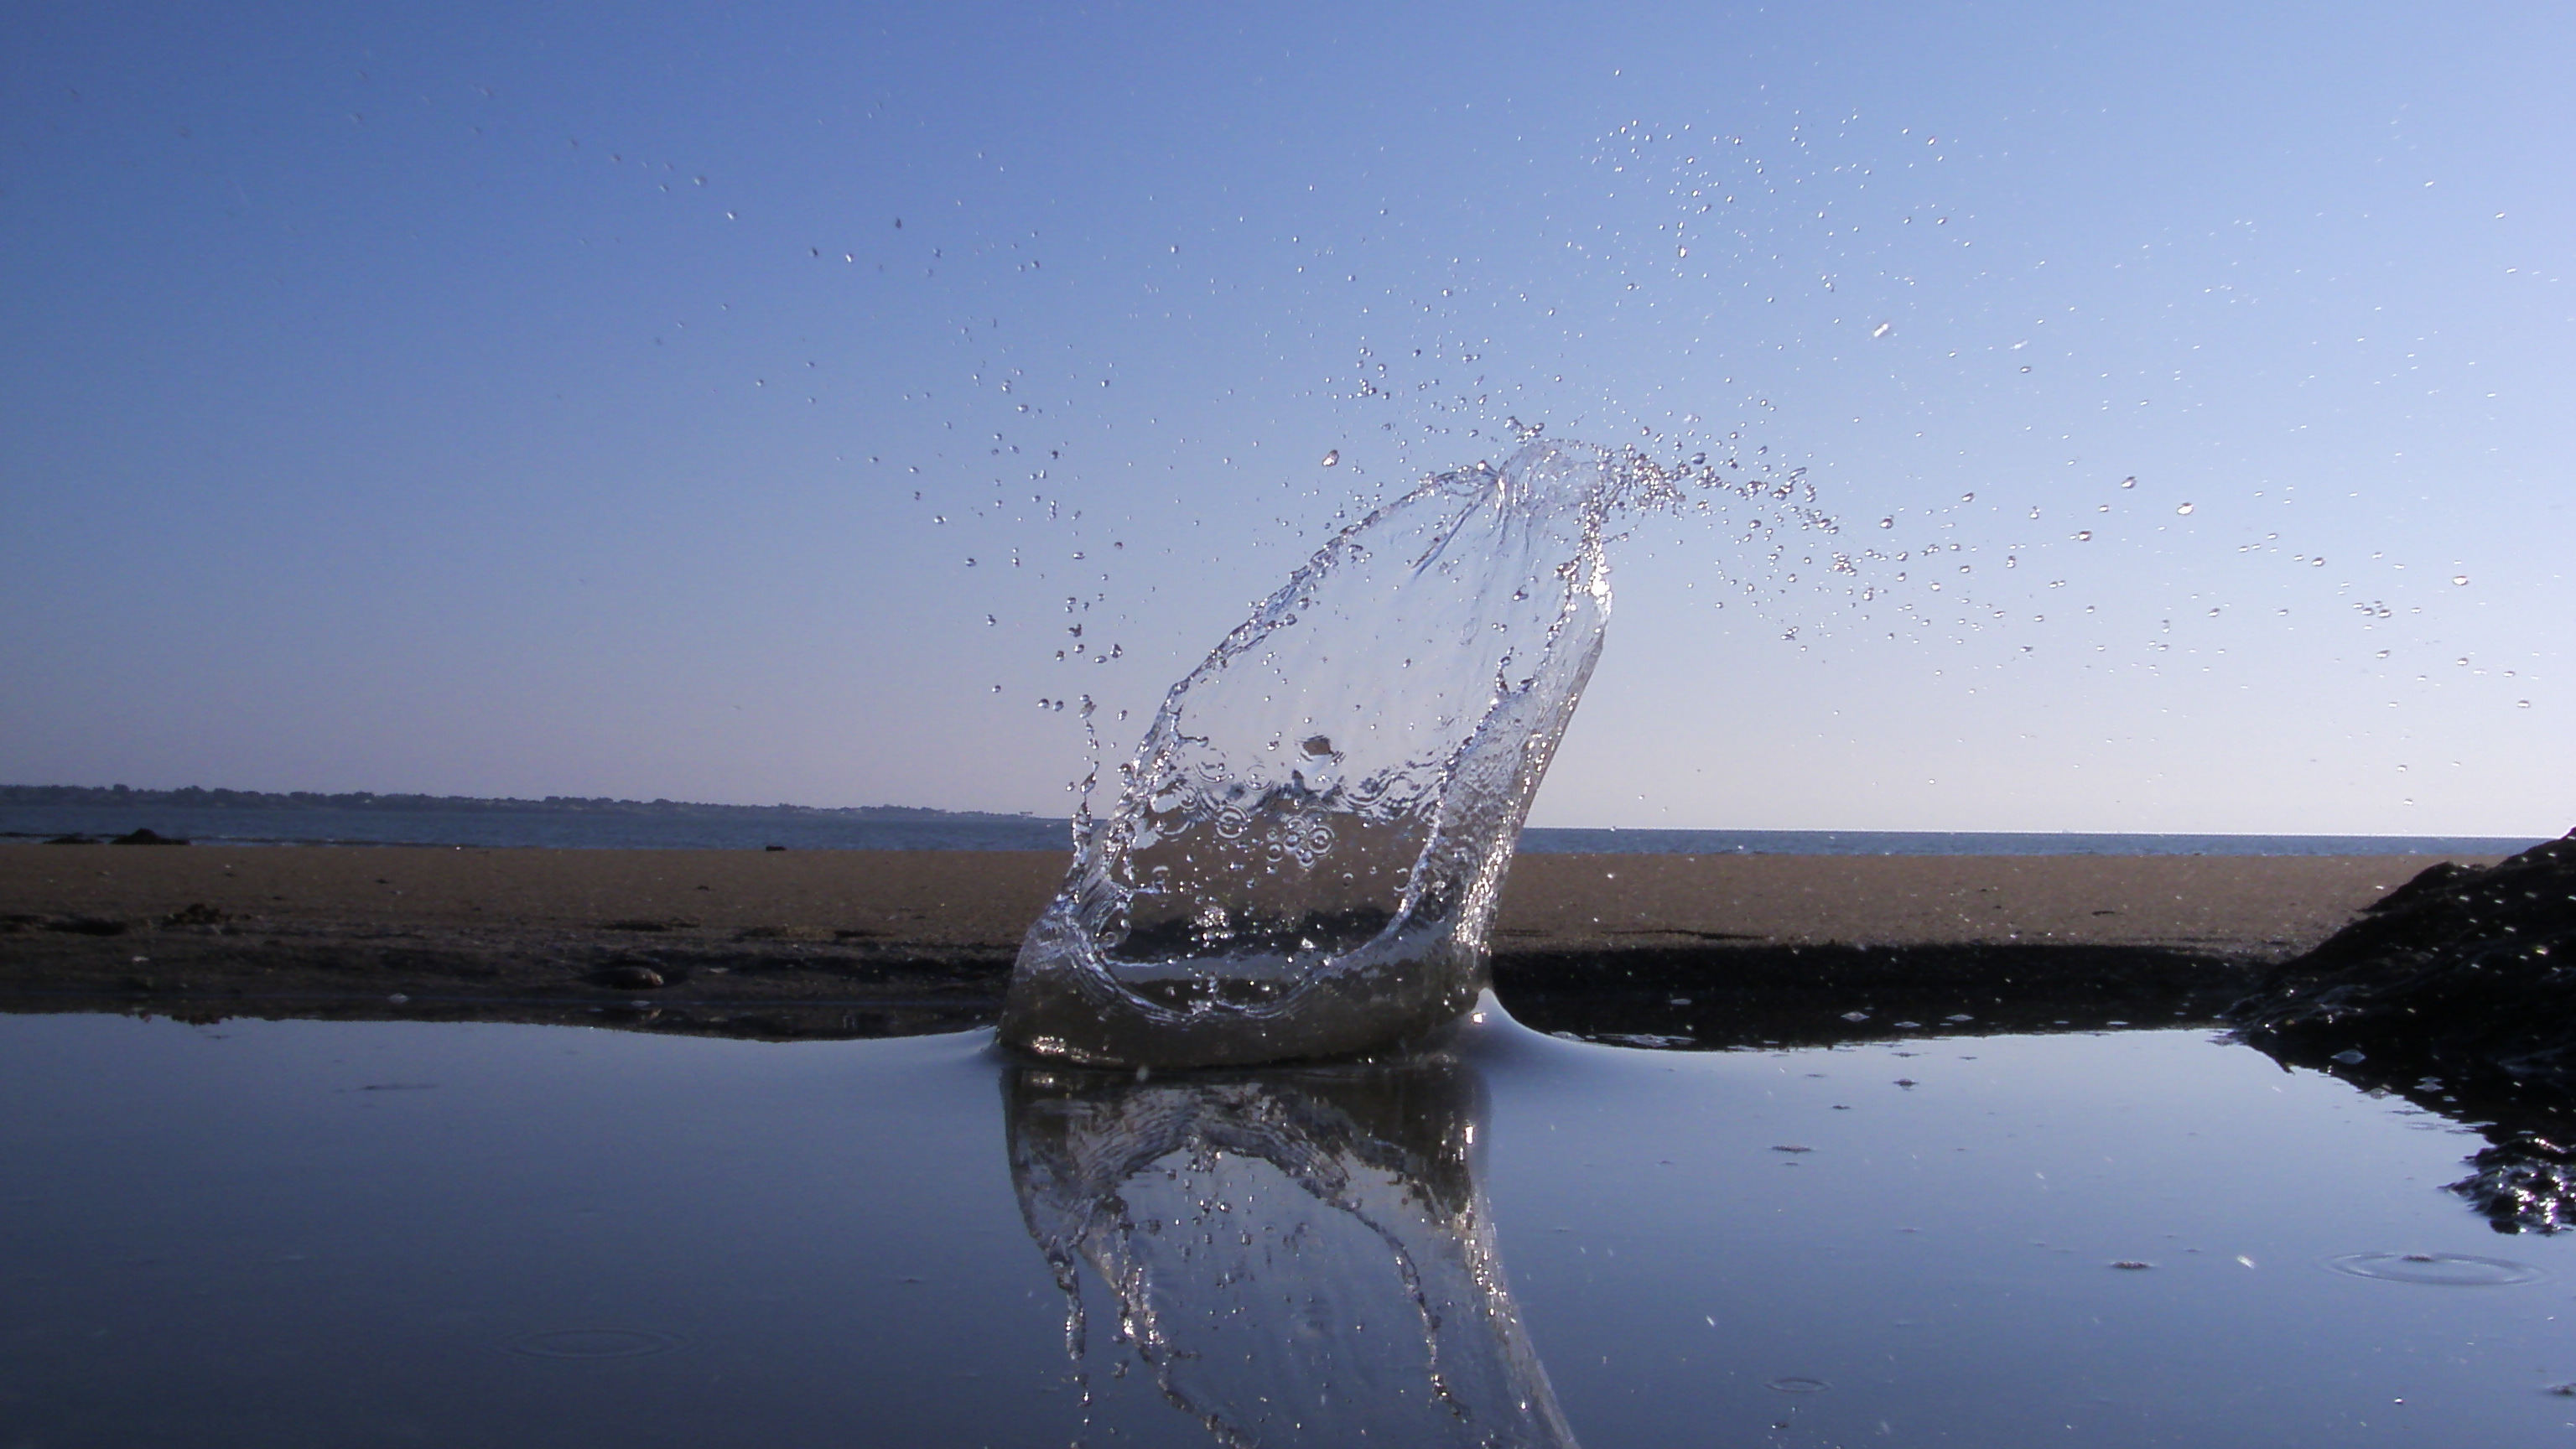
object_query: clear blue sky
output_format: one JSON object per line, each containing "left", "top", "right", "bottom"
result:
{"left": 4, "top": 2, "right": 2568, "bottom": 834}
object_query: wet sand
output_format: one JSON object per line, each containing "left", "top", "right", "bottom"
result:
{"left": 0, "top": 843, "right": 2486, "bottom": 1042}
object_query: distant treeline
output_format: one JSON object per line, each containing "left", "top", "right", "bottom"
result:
{"left": 0, "top": 784, "right": 1045, "bottom": 823}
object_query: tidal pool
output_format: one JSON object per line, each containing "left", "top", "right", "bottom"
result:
{"left": 4, "top": 1010, "right": 2572, "bottom": 1446}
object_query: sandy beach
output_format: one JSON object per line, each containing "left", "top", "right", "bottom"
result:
{"left": 0, "top": 841, "right": 2485, "bottom": 1043}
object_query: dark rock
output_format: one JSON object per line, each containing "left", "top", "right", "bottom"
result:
{"left": 2229, "top": 828, "right": 2576, "bottom": 1087}
{"left": 764, "top": 844, "right": 787, "bottom": 852}
{"left": 596, "top": 917, "right": 700, "bottom": 933}
{"left": 46, "top": 916, "right": 131, "bottom": 937}
{"left": 108, "top": 828, "right": 189, "bottom": 845}
{"left": 163, "top": 902, "right": 230, "bottom": 927}
{"left": 587, "top": 953, "right": 688, "bottom": 990}
{"left": 42, "top": 834, "right": 96, "bottom": 845}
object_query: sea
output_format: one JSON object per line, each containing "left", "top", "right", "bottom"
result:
{"left": 0, "top": 795, "right": 2544, "bottom": 857}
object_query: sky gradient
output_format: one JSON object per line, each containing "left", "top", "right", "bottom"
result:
{"left": 3, "top": 2, "right": 2569, "bottom": 834}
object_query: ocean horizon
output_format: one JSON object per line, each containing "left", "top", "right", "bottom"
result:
{"left": 0, "top": 787, "right": 2544, "bottom": 858}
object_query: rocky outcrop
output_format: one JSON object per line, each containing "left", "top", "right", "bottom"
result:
{"left": 2230, "top": 830, "right": 2576, "bottom": 1088}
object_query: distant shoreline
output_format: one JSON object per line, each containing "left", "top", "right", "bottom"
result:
{"left": 0, "top": 786, "right": 2542, "bottom": 859}
{"left": 0, "top": 783, "right": 1042, "bottom": 821}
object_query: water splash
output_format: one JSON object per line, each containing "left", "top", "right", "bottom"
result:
{"left": 1005, "top": 1051, "right": 1578, "bottom": 1446}
{"left": 1001, "top": 440, "right": 1666, "bottom": 1067}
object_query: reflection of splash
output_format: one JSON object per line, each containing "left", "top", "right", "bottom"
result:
{"left": 1004, "top": 1052, "right": 1578, "bottom": 1447}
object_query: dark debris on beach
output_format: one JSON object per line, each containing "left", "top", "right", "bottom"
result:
{"left": 1496, "top": 941, "right": 2257, "bottom": 1047}
{"left": 0, "top": 916, "right": 1018, "bottom": 1042}
{"left": 3, "top": 912, "right": 2267, "bottom": 1055}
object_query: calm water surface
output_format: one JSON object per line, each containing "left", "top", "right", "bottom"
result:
{"left": 4, "top": 1012, "right": 2571, "bottom": 1446}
